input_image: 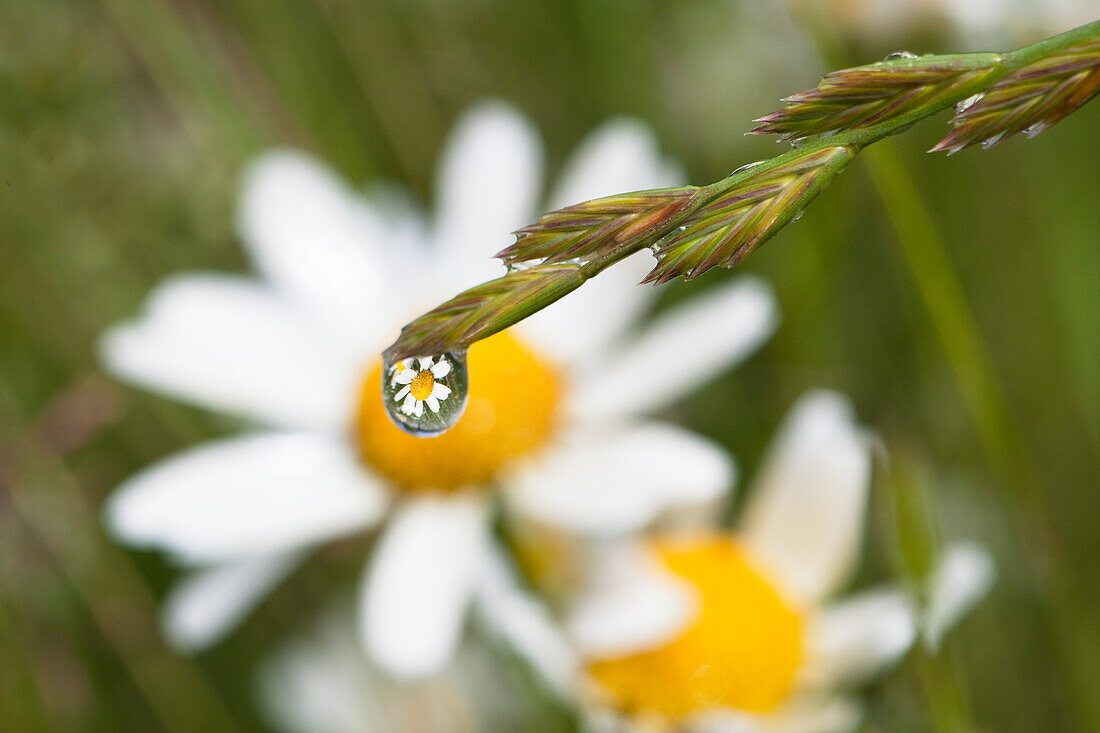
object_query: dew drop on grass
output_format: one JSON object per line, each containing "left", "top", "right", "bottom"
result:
{"left": 981, "top": 131, "right": 1007, "bottom": 150}
{"left": 730, "top": 160, "right": 765, "bottom": 176}
{"left": 956, "top": 93, "right": 984, "bottom": 114}
{"left": 382, "top": 350, "right": 469, "bottom": 437}
{"left": 885, "top": 51, "right": 919, "bottom": 60}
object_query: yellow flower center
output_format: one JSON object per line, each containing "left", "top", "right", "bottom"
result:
{"left": 587, "top": 535, "right": 803, "bottom": 719}
{"left": 409, "top": 370, "right": 436, "bottom": 401}
{"left": 357, "top": 332, "right": 561, "bottom": 492}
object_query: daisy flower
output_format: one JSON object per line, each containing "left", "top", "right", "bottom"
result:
{"left": 391, "top": 357, "right": 454, "bottom": 418}
{"left": 481, "top": 391, "right": 996, "bottom": 733}
{"left": 825, "top": 0, "right": 1100, "bottom": 45}
{"left": 100, "top": 101, "right": 778, "bottom": 678}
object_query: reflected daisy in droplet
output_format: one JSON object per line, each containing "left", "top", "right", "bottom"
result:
{"left": 477, "top": 391, "right": 996, "bottom": 733}
{"left": 100, "top": 101, "right": 779, "bottom": 679}
{"left": 392, "top": 357, "right": 453, "bottom": 416}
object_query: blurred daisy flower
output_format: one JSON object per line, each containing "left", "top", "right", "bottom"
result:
{"left": 482, "top": 391, "right": 996, "bottom": 733}
{"left": 826, "top": 0, "right": 1100, "bottom": 46}
{"left": 100, "top": 101, "right": 777, "bottom": 677}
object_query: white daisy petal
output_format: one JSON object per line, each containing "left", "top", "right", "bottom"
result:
{"left": 566, "top": 542, "right": 699, "bottom": 657}
{"left": 101, "top": 275, "right": 356, "bottom": 429}
{"left": 259, "top": 614, "right": 382, "bottom": 733}
{"left": 430, "top": 360, "right": 451, "bottom": 379}
{"left": 401, "top": 394, "right": 417, "bottom": 415}
{"left": 519, "top": 120, "right": 686, "bottom": 366}
{"left": 739, "top": 391, "right": 871, "bottom": 605}
{"left": 418, "top": 357, "right": 434, "bottom": 371}
{"left": 413, "top": 400, "right": 424, "bottom": 417}
{"left": 395, "top": 370, "right": 415, "bottom": 385}
{"left": 238, "top": 150, "right": 399, "bottom": 348}
{"left": 518, "top": 250, "right": 657, "bottom": 370}
{"left": 105, "top": 432, "right": 388, "bottom": 563}
{"left": 507, "top": 422, "right": 734, "bottom": 535}
{"left": 800, "top": 587, "right": 916, "bottom": 688}
{"left": 361, "top": 496, "right": 489, "bottom": 678}
{"left": 568, "top": 277, "right": 778, "bottom": 420}
{"left": 394, "top": 385, "right": 410, "bottom": 401}
{"left": 924, "top": 542, "right": 996, "bottom": 650}
{"left": 474, "top": 545, "right": 578, "bottom": 694}
{"left": 547, "top": 118, "right": 686, "bottom": 211}
{"left": 425, "top": 395, "right": 440, "bottom": 413}
{"left": 685, "top": 708, "right": 764, "bottom": 733}
{"left": 434, "top": 102, "right": 542, "bottom": 289}
{"left": 761, "top": 696, "right": 863, "bottom": 733}
{"left": 688, "top": 697, "right": 863, "bottom": 733}
{"left": 431, "top": 382, "right": 451, "bottom": 400}
{"left": 162, "top": 554, "right": 301, "bottom": 651}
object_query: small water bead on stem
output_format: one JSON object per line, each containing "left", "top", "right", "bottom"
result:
{"left": 884, "top": 51, "right": 919, "bottom": 60}
{"left": 381, "top": 351, "right": 469, "bottom": 437}
{"left": 955, "top": 93, "right": 985, "bottom": 114}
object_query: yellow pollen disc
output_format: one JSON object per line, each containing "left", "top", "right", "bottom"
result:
{"left": 357, "top": 332, "right": 561, "bottom": 492}
{"left": 588, "top": 535, "right": 803, "bottom": 719}
{"left": 409, "top": 370, "right": 435, "bottom": 401}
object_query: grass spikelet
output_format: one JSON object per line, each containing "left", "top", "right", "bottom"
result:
{"left": 932, "top": 39, "right": 1100, "bottom": 154}
{"left": 385, "top": 264, "right": 586, "bottom": 361}
{"left": 644, "top": 146, "right": 855, "bottom": 284}
{"left": 497, "top": 187, "right": 701, "bottom": 267}
{"left": 750, "top": 54, "right": 1002, "bottom": 142}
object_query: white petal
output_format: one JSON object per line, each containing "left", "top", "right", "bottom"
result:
{"left": 474, "top": 544, "right": 578, "bottom": 694}
{"left": 360, "top": 495, "right": 489, "bottom": 678}
{"left": 430, "top": 360, "right": 451, "bottom": 378}
{"left": 425, "top": 395, "right": 440, "bottom": 413}
{"left": 924, "top": 542, "right": 996, "bottom": 650}
{"left": 566, "top": 542, "right": 699, "bottom": 657}
{"left": 688, "top": 697, "right": 863, "bottom": 733}
{"left": 800, "top": 588, "right": 916, "bottom": 689}
{"left": 431, "top": 382, "right": 451, "bottom": 399}
{"left": 686, "top": 708, "right": 765, "bottom": 733}
{"left": 162, "top": 554, "right": 301, "bottom": 651}
{"left": 568, "top": 277, "right": 778, "bottom": 420}
{"left": 517, "top": 250, "right": 657, "bottom": 369}
{"left": 519, "top": 120, "right": 686, "bottom": 366}
{"left": 105, "top": 432, "right": 388, "bottom": 563}
{"left": 546, "top": 118, "right": 686, "bottom": 211}
{"left": 237, "top": 150, "right": 400, "bottom": 349}
{"left": 433, "top": 102, "right": 541, "bottom": 290}
{"left": 762, "top": 696, "right": 863, "bottom": 733}
{"left": 401, "top": 394, "right": 417, "bottom": 415}
{"left": 739, "top": 391, "right": 871, "bottom": 605}
{"left": 413, "top": 400, "right": 423, "bottom": 417}
{"left": 506, "top": 422, "right": 734, "bottom": 535}
{"left": 394, "top": 385, "right": 410, "bottom": 401}
{"left": 259, "top": 614, "right": 380, "bottom": 733}
{"left": 395, "top": 370, "right": 415, "bottom": 385}
{"left": 100, "top": 274, "right": 357, "bottom": 429}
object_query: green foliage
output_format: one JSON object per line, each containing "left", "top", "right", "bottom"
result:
{"left": 3, "top": 2, "right": 1100, "bottom": 732}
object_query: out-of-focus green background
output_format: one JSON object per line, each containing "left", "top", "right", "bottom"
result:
{"left": 2, "top": 1, "right": 1099, "bottom": 731}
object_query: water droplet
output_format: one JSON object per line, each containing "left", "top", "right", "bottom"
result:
{"left": 1024, "top": 120, "right": 1050, "bottom": 138}
{"left": 885, "top": 51, "right": 918, "bottom": 60}
{"left": 731, "top": 160, "right": 765, "bottom": 176}
{"left": 506, "top": 260, "right": 536, "bottom": 273}
{"left": 381, "top": 351, "right": 469, "bottom": 437}
{"left": 955, "top": 93, "right": 984, "bottom": 114}
{"left": 981, "top": 131, "right": 1007, "bottom": 150}
{"left": 792, "top": 210, "right": 804, "bottom": 222}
